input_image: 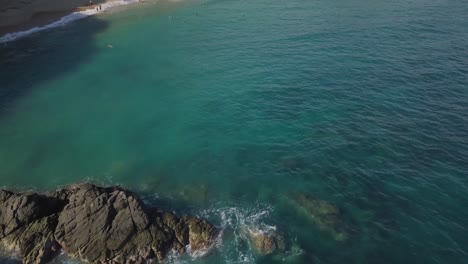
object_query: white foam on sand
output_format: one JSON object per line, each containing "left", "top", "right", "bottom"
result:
{"left": 0, "top": 0, "right": 140, "bottom": 44}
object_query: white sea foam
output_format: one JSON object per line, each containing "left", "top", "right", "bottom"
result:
{"left": 194, "top": 204, "right": 277, "bottom": 263}
{"left": 156, "top": 204, "right": 276, "bottom": 263}
{"left": 0, "top": 0, "right": 140, "bottom": 44}
{"left": 164, "top": 249, "right": 189, "bottom": 264}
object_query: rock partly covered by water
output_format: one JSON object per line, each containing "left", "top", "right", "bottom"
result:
{"left": 0, "top": 183, "right": 218, "bottom": 264}
{"left": 248, "top": 230, "right": 285, "bottom": 255}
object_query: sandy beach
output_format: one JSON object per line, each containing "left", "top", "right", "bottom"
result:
{"left": 0, "top": 0, "right": 108, "bottom": 36}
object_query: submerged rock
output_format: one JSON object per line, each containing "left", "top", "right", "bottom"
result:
{"left": 178, "top": 184, "right": 211, "bottom": 206}
{"left": 289, "top": 192, "right": 351, "bottom": 241}
{"left": 281, "top": 156, "right": 305, "bottom": 171}
{"left": 0, "top": 183, "right": 218, "bottom": 264}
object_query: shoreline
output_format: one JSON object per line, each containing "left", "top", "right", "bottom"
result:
{"left": 0, "top": 0, "right": 140, "bottom": 43}
{"left": 0, "top": 10, "right": 72, "bottom": 36}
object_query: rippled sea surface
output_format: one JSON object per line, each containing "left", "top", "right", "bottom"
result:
{"left": 1, "top": 0, "right": 468, "bottom": 263}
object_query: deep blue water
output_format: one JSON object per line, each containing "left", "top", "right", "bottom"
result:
{"left": 0, "top": 0, "right": 467, "bottom": 263}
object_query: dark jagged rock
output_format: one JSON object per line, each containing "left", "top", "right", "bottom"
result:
{"left": 0, "top": 190, "right": 62, "bottom": 240}
{"left": 53, "top": 183, "right": 153, "bottom": 263}
{"left": 2, "top": 215, "right": 60, "bottom": 264}
{"left": 0, "top": 183, "right": 218, "bottom": 264}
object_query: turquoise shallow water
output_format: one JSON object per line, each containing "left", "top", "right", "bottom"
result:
{"left": 1, "top": 0, "right": 468, "bottom": 263}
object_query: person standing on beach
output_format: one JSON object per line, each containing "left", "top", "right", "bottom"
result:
{"left": 100, "top": 5, "right": 102, "bottom": 11}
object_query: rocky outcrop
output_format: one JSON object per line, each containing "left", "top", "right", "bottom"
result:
{"left": 0, "top": 183, "right": 218, "bottom": 264}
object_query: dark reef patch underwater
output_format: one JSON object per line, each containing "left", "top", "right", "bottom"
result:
{"left": 0, "top": 0, "right": 468, "bottom": 263}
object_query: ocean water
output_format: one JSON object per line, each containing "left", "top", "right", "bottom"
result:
{"left": 1, "top": 0, "right": 468, "bottom": 263}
